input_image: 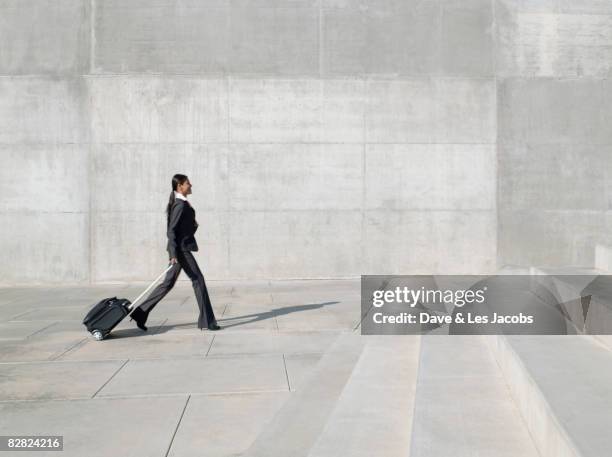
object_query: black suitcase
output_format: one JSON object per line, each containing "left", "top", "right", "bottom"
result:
{"left": 82, "top": 265, "right": 173, "bottom": 341}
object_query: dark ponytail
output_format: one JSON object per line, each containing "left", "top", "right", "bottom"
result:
{"left": 166, "top": 174, "right": 188, "bottom": 227}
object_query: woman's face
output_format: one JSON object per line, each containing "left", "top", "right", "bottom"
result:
{"left": 177, "top": 179, "right": 192, "bottom": 195}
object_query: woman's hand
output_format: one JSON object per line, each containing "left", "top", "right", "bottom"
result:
{"left": 169, "top": 258, "right": 178, "bottom": 265}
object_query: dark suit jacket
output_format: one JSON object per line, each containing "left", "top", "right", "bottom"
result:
{"left": 167, "top": 200, "right": 199, "bottom": 259}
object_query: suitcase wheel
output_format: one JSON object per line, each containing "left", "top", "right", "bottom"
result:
{"left": 91, "top": 330, "right": 105, "bottom": 341}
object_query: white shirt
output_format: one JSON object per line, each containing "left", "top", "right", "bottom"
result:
{"left": 174, "top": 191, "right": 188, "bottom": 202}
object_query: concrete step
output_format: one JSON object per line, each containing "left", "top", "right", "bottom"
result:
{"left": 489, "top": 266, "right": 612, "bottom": 457}
{"left": 241, "top": 331, "right": 366, "bottom": 457}
{"left": 491, "top": 333, "right": 612, "bottom": 457}
{"left": 410, "top": 335, "right": 540, "bottom": 457}
{"left": 307, "top": 335, "right": 420, "bottom": 457}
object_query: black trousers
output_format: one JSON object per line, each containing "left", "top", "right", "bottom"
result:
{"left": 137, "top": 250, "right": 217, "bottom": 329}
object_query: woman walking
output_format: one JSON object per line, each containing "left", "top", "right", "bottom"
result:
{"left": 130, "top": 174, "right": 221, "bottom": 331}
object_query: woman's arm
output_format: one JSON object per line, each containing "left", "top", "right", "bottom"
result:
{"left": 167, "top": 202, "right": 184, "bottom": 260}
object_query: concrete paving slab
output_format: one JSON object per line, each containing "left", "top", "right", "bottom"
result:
{"left": 0, "top": 332, "right": 87, "bottom": 363}
{"left": 96, "top": 354, "right": 288, "bottom": 397}
{"left": 0, "top": 287, "right": 36, "bottom": 304}
{"left": 211, "top": 292, "right": 273, "bottom": 306}
{"left": 269, "top": 279, "right": 360, "bottom": 299}
{"left": 308, "top": 336, "right": 419, "bottom": 457}
{"left": 284, "top": 353, "right": 323, "bottom": 391}
{"left": 0, "top": 396, "right": 187, "bottom": 457}
{"left": 215, "top": 303, "right": 278, "bottom": 331}
{"left": 0, "top": 359, "right": 126, "bottom": 401}
{"left": 150, "top": 306, "right": 277, "bottom": 334}
{"left": 275, "top": 310, "right": 357, "bottom": 331}
{"left": 0, "top": 303, "right": 41, "bottom": 322}
{"left": 167, "top": 392, "right": 290, "bottom": 457}
{"left": 242, "top": 333, "right": 366, "bottom": 457}
{"left": 12, "top": 305, "right": 92, "bottom": 322}
{"left": 207, "top": 331, "right": 339, "bottom": 356}
{"left": 0, "top": 321, "right": 57, "bottom": 341}
{"left": 58, "top": 331, "right": 214, "bottom": 361}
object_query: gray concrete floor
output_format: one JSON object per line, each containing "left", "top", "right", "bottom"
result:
{"left": 0, "top": 280, "right": 541, "bottom": 457}
{"left": 0, "top": 279, "right": 361, "bottom": 457}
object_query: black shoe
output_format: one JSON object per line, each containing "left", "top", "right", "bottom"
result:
{"left": 130, "top": 308, "right": 148, "bottom": 332}
{"left": 207, "top": 323, "right": 221, "bottom": 331}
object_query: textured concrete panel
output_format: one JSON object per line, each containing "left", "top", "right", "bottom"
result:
{"left": 364, "top": 210, "right": 496, "bottom": 274}
{"left": 92, "top": 143, "right": 228, "bottom": 212}
{"left": 0, "top": 77, "right": 87, "bottom": 143}
{"left": 559, "top": 0, "right": 612, "bottom": 13}
{"left": 433, "top": 78, "right": 496, "bottom": 143}
{"left": 0, "top": 0, "right": 90, "bottom": 75}
{"left": 439, "top": 0, "right": 494, "bottom": 76}
{"left": 498, "top": 78, "right": 611, "bottom": 145}
{"left": 366, "top": 78, "right": 495, "bottom": 143}
{"left": 230, "top": 5, "right": 319, "bottom": 75}
{"left": 365, "top": 144, "right": 496, "bottom": 210}
{"left": 497, "top": 2, "right": 612, "bottom": 77}
{"left": 366, "top": 79, "right": 434, "bottom": 143}
{"left": 92, "top": 211, "right": 166, "bottom": 282}
{"left": 0, "top": 212, "right": 89, "bottom": 285}
{"left": 229, "top": 79, "right": 364, "bottom": 143}
{"left": 88, "top": 76, "right": 228, "bottom": 143}
{"left": 92, "top": 211, "right": 229, "bottom": 281}
{"left": 495, "top": 0, "right": 558, "bottom": 13}
{"left": 322, "top": 0, "right": 492, "bottom": 76}
{"left": 229, "top": 143, "right": 362, "bottom": 210}
{"left": 228, "top": 211, "right": 362, "bottom": 278}
{"left": 499, "top": 143, "right": 609, "bottom": 211}
{"left": 498, "top": 210, "right": 608, "bottom": 267}
{"left": 321, "top": 1, "right": 439, "bottom": 76}
{"left": 0, "top": 397, "right": 187, "bottom": 457}
{"left": 0, "top": 144, "right": 89, "bottom": 212}
{"left": 94, "top": 1, "right": 230, "bottom": 74}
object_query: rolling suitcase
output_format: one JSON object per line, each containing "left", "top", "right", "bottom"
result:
{"left": 82, "top": 265, "right": 173, "bottom": 341}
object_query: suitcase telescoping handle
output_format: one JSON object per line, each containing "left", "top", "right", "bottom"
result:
{"left": 128, "top": 264, "right": 174, "bottom": 311}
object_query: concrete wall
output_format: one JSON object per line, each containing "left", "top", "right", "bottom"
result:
{"left": 496, "top": 0, "right": 612, "bottom": 268}
{"left": 3, "top": 0, "right": 605, "bottom": 284}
